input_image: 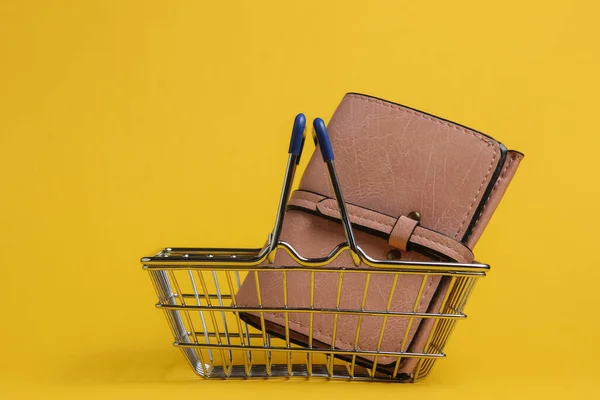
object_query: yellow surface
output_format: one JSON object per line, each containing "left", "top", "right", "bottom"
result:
{"left": 1, "top": 0, "right": 599, "bottom": 398}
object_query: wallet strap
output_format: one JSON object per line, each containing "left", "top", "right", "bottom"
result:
{"left": 288, "top": 190, "right": 474, "bottom": 264}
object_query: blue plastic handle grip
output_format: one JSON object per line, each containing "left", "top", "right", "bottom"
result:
{"left": 312, "top": 118, "right": 334, "bottom": 162}
{"left": 288, "top": 113, "right": 306, "bottom": 156}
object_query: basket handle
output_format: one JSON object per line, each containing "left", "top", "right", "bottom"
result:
{"left": 313, "top": 118, "right": 361, "bottom": 266}
{"left": 312, "top": 118, "right": 334, "bottom": 162}
{"left": 267, "top": 113, "right": 307, "bottom": 262}
{"left": 269, "top": 115, "right": 360, "bottom": 266}
{"left": 288, "top": 113, "right": 306, "bottom": 161}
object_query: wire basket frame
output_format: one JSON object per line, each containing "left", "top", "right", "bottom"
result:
{"left": 143, "top": 246, "right": 487, "bottom": 382}
{"left": 142, "top": 115, "right": 489, "bottom": 382}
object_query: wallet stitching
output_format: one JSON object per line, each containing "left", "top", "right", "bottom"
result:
{"left": 339, "top": 202, "right": 397, "bottom": 228}
{"left": 348, "top": 94, "right": 498, "bottom": 240}
{"left": 319, "top": 203, "right": 394, "bottom": 231}
{"left": 295, "top": 191, "right": 323, "bottom": 203}
{"left": 347, "top": 93, "right": 495, "bottom": 146}
{"left": 291, "top": 198, "right": 318, "bottom": 211}
{"left": 470, "top": 154, "right": 516, "bottom": 235}
{"left": 453, "top": 153, "right": 497, "bottom": 239}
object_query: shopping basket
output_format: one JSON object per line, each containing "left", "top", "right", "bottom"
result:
{"left": 141, "top": 114, "right": 489, "bottom": 382}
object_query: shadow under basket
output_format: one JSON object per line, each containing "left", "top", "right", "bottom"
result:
{"left": 142, "top": 246, "right": 488, "bottom": 383}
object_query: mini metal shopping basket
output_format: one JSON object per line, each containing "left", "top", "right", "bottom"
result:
{"left": 141, "top": 115, "right": 489, "bottom": 382}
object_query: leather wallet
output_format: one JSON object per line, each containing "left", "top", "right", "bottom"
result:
{"left": 235, "top": 93, "right": 523, "bottom": 375}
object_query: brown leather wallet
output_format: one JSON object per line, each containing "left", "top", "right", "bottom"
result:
{"left": 235, "top": 93, "right": 523, "bottom": 375}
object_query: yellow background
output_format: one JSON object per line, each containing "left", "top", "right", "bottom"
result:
{"left": 1, "top": 0, "right": 598, "bottom": 398}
